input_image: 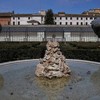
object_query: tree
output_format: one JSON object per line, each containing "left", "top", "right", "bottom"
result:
{"left": 45, "top": 9, "right": 54, "bottom": 25}
{"left": 0, "top": 24, "right": 2, "bottom": 33}
{"left": 91, "top": 18, "right": 100, "bottom": 38}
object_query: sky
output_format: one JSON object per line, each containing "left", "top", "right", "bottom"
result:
{"left": 0, "top": 0, "right": 100, "bottom": 14}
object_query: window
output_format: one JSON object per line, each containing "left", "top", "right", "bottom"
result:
{"left": 66, "top": 22, "right": 67, "bottom": 25}
{"left": 86, "top": 22, "right": 88, "bottom": 25}
{"left": 60, "top": 17, "right": 62, "bottom": 20}
{"left": 55, "top": 17, "right": 56, "bottom": 20}
{"left": 18, "top": 21, "right": 20, "bottom": 25}
{"left": 77, "top": 17, "right": 78, "bottom": 20}
{"left": 66, "top": 17, "right": 67, "bottom": 20}
{"left": 81, "top": 17, "right": 83, "bottom": 20}
{"left": 55, "top": 22, "right": 57, "bottom": 25}
{"left": 81, "top": 22, "right": 83, "bottom": 25}
{"left": 60, "top": 22, "right": 62, "bottom": 25}
{"left": 70, "top": 17, "right": 72, "bottom": 20}
{"left": 94, "top": 17, "right": 97, "bottom": 19}
{"left": 86, "top": 17, "right": 88, "bottom": 20}
{"left": 13, "top": 17, "right": 15, "bottom": 20}
{"left": 18, "top": 17, "right": 20, "bottom": 20}
{"left": 77, "top": 22, "right": 79, "bottom": 25}
{"left": 90, "top": 17, "right": 93, "bottom": 20}
{"left": 13, "top": 22, "right": 15, "bottom": 25}
{"left": 28, "top": 17, "right": 30, "bottom": 19}
{"left": 8, "top": 21, "right": 10, "bottom": 25}
{"left": 70, "top": 22, "right": 72, "bottom": 25}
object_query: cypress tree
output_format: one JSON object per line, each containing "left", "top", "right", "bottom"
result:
{"left": 0, "top": 24, "right": 2, "bottom": 33}
{"left": 45, "top": 9, "right": 54, "bottom": 25}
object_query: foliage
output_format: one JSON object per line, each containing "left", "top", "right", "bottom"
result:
{"left": 44, "top": 9, "right": 55, "bottom": 25}
{"left": 0, "top": 42, "right": 100, "bottom": 63}
{"left": 0, "top": 24, "right": 2, "bottom": 33}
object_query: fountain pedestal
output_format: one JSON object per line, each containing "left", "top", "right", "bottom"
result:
{"left": 35, "top": 41, "right": 71, "bottom": 78}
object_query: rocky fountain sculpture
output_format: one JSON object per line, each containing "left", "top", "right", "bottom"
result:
{"left": 0, "top": 41, "right": 100, "bottom": 99}
{"left": 35, "top": 41, "right": 71, "bottom": 78}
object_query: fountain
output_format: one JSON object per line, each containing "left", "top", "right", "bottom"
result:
{"left": 0, "top": 41, "right": 100, "bottom": 100}
{"left": 35, "top": 41, "right": 71, "bottom": 78}
{"left": 0, "top": 74, "right": 4, "bottom": 89}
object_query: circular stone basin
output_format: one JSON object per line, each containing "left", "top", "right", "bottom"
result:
{"left": 0, "top": 59, "right": 100, "bottom": 100}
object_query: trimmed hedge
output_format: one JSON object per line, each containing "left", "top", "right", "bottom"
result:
{"left": 61, "top": 49, "right": 100, "bottom": 62}
{"left": 0, "top": 42, "right": 100, "bottom": 63}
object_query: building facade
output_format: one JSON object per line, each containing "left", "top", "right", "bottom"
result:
{"left": 0, "top": 12, "right": 12, "bottom": 25}
{"left": 0, "top": 8, "right": 100, "bottom": 26}
{"left": 82, "top": 8, "right": 100, "bottom": 15}
{"left": 10, "top": 11, "right": 100, "bottom": 26}
{"left": 0, "top": 25, "right": 99, "bottom": 42}
{"left": 54, "top": 13, "right": 95, "bottom": 26}
{"left": 0, "top": 9, "right": 100, "bottom": 42}
{"left": 11, "top": 14, "right": 44, "bottom": 25}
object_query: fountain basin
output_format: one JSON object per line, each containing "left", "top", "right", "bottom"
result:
{"left": 0, "top": 59, "right": 100, "bottom": 100}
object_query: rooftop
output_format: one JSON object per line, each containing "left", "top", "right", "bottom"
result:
{"left": 1, "top": 25, "right": 94, "bottom": 32}
{"left": 0, "top": 8, "right": 100, "bottom": 17}
{"left": 0, "top": 12, "right": 13, "bottom": 17}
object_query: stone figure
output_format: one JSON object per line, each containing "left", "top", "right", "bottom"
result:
{"left": 35, "top": 40, "right": 71, "bottom": 78}
{"left": 91, "top": 18, "right": 100, "bottom": 38}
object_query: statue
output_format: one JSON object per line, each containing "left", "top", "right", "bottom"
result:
{"left": 91, "top": 18, "right": 100, "bottom": 38}
{"left": 35, "top": 41, "right": 71, "bottom": 79}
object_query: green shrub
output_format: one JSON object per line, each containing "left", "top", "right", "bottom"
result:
{"left": 0, "top": 42, "right": 100, "bottom": 63}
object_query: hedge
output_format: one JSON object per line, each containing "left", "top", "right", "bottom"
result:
{"left": 0, "top": 42, "right": 100, "bottom": 63}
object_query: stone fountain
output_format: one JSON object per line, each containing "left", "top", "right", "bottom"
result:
{"left": 0, "top": 54, "right": 100, "bottom": 100}
{"left": 35, "top": 41, "right": 71, "bottom": 78}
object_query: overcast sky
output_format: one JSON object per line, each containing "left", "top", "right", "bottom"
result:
{"left": 0, "top": 0, "right": 100, "bottom": 14}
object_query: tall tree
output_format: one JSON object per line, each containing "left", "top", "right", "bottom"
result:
{"left": 45, "top": 9, "right": 54, "bottom": 25}
{"left": 0, "top": 24, "right": 2, "bottom": 33}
